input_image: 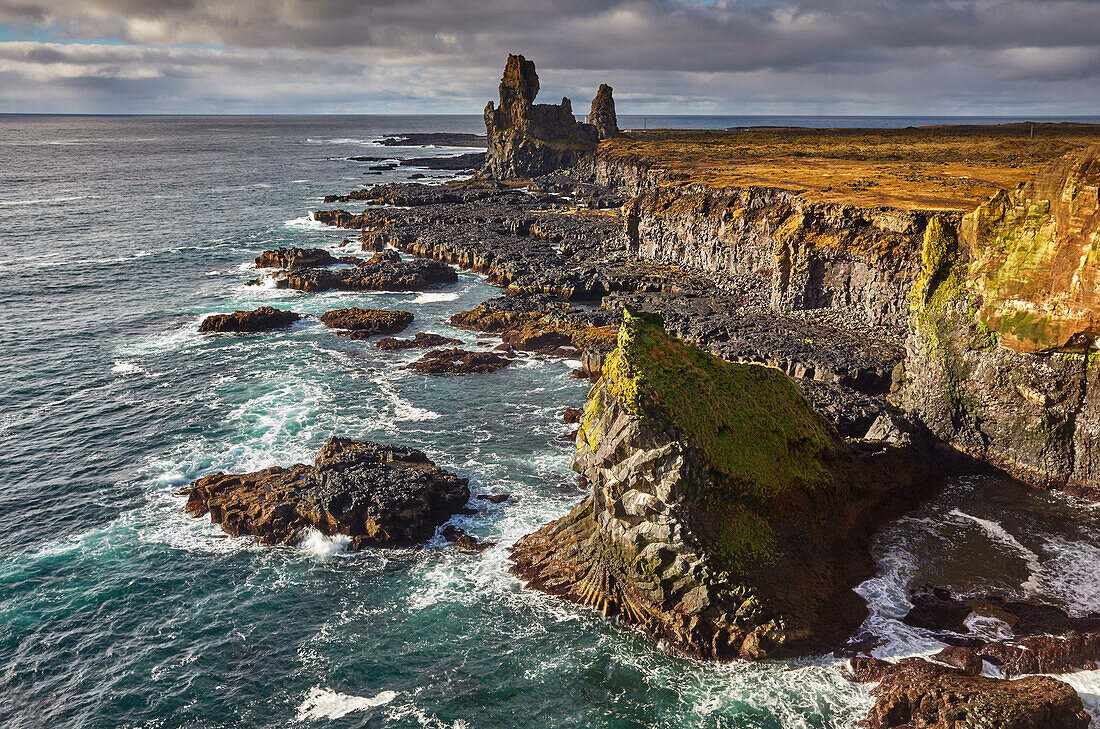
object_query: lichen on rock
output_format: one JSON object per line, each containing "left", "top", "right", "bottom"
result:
{"left": 898, "top": 144, "right": 1100, "bottom": 499}
{"left": 963, "top": 142, "right": 1100, "bottom": 354}
{"left": 512, "top": 308, "right": 937, "bottom": 660}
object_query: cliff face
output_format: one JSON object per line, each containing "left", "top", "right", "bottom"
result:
{"left": 965, "top": 143, "right": 1100, "bottom": 354}
{"left": 511, "top": 309, "right": 937, "bottom": 660}
{"left": 898, "top": 147, "right": 1100, "bottom": 499}
{"left": 483, "top": 55, "right": 611, "bottom": 179}
{"left": 577, "top": 156, "right": 932, "bottom": 331}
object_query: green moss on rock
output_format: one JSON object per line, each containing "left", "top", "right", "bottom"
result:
{"left": 600, "top": 307, "right": 838, "bottom": 502}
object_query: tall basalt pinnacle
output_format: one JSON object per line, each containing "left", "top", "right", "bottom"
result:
{"left": 482, "top": 54, "right": 603, "bottom": 179}
{"left": 590, "top": 83, "right": 618, "bottom": 140}
{"left": 511, "top": 308, "right": 938, "bottom": 660}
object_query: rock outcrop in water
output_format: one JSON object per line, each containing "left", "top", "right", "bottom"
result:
{"left": 185, "top": 437, "right": 470, "bottom": 549}
{"left": 858, "top": 658, "right": 1090, "bottom": 729}
{"left": 898, "top": 145, "right": 1100, "bottom": 499}
{"left": 198, "top": 306, "right": 300, "bottom": 333}
{"left": 320, "top": 307, "right": 414, "bottom": 338}
{"left": 510, "top": 309, "right": 938, "bottom": 659}
{"left": 269, "top": 247, "right": 458, "bottom": 293}
{"left": 406, "top": 348, "right": 511, "bottom": 375}
{"left": 255, "top": 247, "right": 336, "bottom": 269}
{"left": 483, "top": 55, "right": 612, "bottom": 179}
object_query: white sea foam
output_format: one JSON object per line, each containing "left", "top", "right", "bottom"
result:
{"left": 1059, "top": 669, "right": 1100, "bottom": 722}
{"left": 950, "top": 509, "right": 1044, "bottom": 594}
{"left": 0, "top": 194, "right": 90, "bottom": 207}
{"left": 412, "top": 292, "right": 460, "bottom": 304}
{"left": 282, "top": 214, "right": 330, "bottom": 231}
{"left": 111, "top": 361, "right": 144, "bottom": 375}
{"left": 1034, "top": 536, "right": 1100, "bottom": 615}
{"left": 563, "top": 359, "right": 582, "bottom": 369}
{"left": 299, "top": 530, "right": 352, "bottom": 558}
{"left": 295, "top": 687, "right": 397, "bottom": 721}
{"left": 963, "top": 612, "right": 1015, "bottom": 641}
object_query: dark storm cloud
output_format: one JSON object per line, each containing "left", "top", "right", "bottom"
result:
{"left": 0, "top": 0, "right": 1098, "bottom": 113}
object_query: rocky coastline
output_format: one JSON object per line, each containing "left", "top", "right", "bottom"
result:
{"left": 183, "top": 54, "right": 1100, "bottom": 726}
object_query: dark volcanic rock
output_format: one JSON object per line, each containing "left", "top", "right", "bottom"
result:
{"left": 409, "top": 152, "right": 487, "bottom": 171}
{"left": 255, "top": 247, "right": 336, "bottom": 269}
{"left": 562, "top": 407, "right": 583, "bottom": 424}
{"left": 406, "top": 348, "right": 511, "bottom": 375}
{"left": 862, "top": 658, "right": 1089, "bottom": 729}
{"left": 932, "top": 645, "right": 984, "bottom": 675}
{"left": 276, "top": 249, "right": 457, "bottom": 293}
{"left": 198, "top": 306, "right": 300, "bottom": 333}
{"left": 378, "top": 133, "right": 486, "bottom": 148}
{"left": 982, "top": 631, "right": 1100, "bottom": 677}
{"left": 590, "top": 83, "right": 618, "bottom": 141}
{"left": 483, "top": 54, "right": 601, "bottom": 179}
{"left": 376, "top": 331, "right": 462, "bottom": 351}
{"left": 185, "top": 437, "right": 470, "bottom": 549}
{"left": 320, "top": 308, "right": 414, "bottom": 338}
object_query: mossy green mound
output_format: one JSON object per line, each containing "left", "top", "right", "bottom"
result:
{"left": 583, "top": 307, "right": 839, "bottom": 502}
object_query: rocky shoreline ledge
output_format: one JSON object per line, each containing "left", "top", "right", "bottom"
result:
{"left": 184, "top": 54, "right": 1100, "bottom": 727}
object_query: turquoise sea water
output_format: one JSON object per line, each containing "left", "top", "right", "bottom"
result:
{"left": 1, "top": 115, "right": 1099, "bottom": 728}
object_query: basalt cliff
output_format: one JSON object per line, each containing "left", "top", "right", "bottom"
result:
{"left": 898, "top": 144, "right": 1100, "bottom": 500}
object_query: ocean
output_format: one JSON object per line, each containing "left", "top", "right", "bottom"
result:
{"left": 1, "top": 114, "right": 1098, "bottom": 728}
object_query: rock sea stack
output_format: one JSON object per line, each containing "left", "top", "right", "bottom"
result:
{"left": 510, "top": 309, "right": 939, "bottom": 660}
{"left": 589, "top": 83, "right": 618, "bottom": 141}
{"left": 483, "top": 54, "right": 613, "bottom": 179}
{"left": 185, "top": 437, "right": 471, "bottom": 549}
{"left": 320, "top": 308, "right": 414, "bottom": 338}
{"left": 198, "top": 306, "right": 300, "bottom": 333}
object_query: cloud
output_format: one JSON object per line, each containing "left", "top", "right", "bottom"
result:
{"left": 0, "top": 0, "right": 1098, "bottom": 113}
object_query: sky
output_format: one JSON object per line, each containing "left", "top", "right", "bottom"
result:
{"left": 0, "top": 0, "right": 1099, "bottom": 115}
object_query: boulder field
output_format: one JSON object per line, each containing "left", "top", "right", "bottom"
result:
{"left": 185, "top": 437, "right": 470, "bottom": 549}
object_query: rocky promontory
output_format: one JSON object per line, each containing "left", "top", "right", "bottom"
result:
{"left": 510, "top": 309, "right": 939, "bottom": 659}
{"left": 185, "top": 437, "right": 470, "bottom": 549}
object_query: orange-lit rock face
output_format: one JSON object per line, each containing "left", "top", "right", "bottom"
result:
{"left": 964, "top": 143, "right": 1100, "bottom": 353}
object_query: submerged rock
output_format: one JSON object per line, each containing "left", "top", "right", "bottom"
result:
{"left": 376, "top": 332, "right": 462, "bottom": 351}
{"left": 510, "top": 309, "right": 938, "bottom": 660}
{"left": 198, "top": 306, "right": 300, "bottom": 333}
{"left": 185, "top": 437, "right": 470, "bottom": 549}
{"left": 861, "top": 658, "right": 1089, "bottom": 729}
{"left": 406, "top": 348, "right": 511, "bottom": 375}
{"left": 320, "top": 308, "right": 414, "bottom": 338}
{"left": 903, "top": 586, "right": 1100, "bottom": 677}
